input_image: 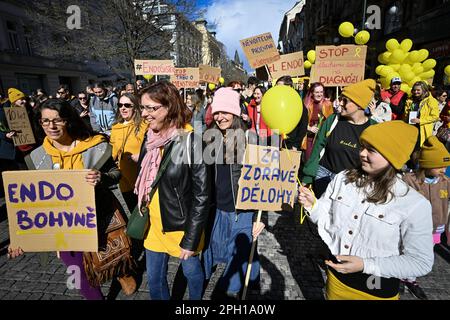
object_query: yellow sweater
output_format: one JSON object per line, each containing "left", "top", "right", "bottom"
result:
{"left": 110, "top": 121, "right": 148, "bottom": 192}
{"left": 42, "top": 135, "right": 107, "bottom": 169}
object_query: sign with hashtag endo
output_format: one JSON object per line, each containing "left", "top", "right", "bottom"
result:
{"left": 311, "top": 45, "right": 367, "bottom": 87}
{"left": 199, "top": 65, "right": 221, "bottom": 85}
{"left": 235, "top": 145, "right": 301, "bottom": 211}
{"left": 134, "top": 59, "right": 175, "bottom": 76}
{"left": 4, "top": 106, "right": 36, "bottom": 146}
{"left": 171, "top": 68, "right": 200, "bottom": 89}
{"left": 240, "top": 32, "right": 280, "bottom": 69}
{"left": 267, "top": 51, "right": 305, "bottom": 80}
{"left": 2, "top": 170, "right": 98, "bottom": 252}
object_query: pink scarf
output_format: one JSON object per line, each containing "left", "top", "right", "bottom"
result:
{"left": 134, "top": 126, "right": 178, "bottom": 207}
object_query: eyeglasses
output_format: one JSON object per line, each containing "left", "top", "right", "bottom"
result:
{"left": 39, "top": 118, "right": 66, "bottom": 127}
{"left": 140, "top": 104, "right": 164, "bottom": 113}
{"left": 78, "top": 97, "right": 87, "bottom": 100}
{"left": 118, "top": 103, "right": 134, "bottom": 108}
{"left": 57, "top": 91, "right": 66, "bottom": 94}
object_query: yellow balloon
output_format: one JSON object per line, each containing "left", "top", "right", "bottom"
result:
{"left": 379, "top": 66, "right": 394, "bottom": 77}
{"left": 143, "top": 74, "right": 153, "bottom": 80}
{"left": 375, "top": 65, "right": 385, "bottom": 76}
{"left": 219, "top": 77, "right": 225, "bottom": 85}
{"left": 389, "top": 49, "right": 406, "bottom": 64}
{"left": 261, "top": 86, "right": 303, "bottom": 135}
{"left": 386, "top": 39, "right": 400, "bottom": 52}
{"left": 307, "top": 50, "right": 316, "bottom": 64}
{"left": 445, "top": 65, "right": 450, "bottom": 77}
{"left": 408, "top": 76, "right": 422, "bottom": 87}
{"left": 412, "top": 64, "right": 424, "bottom": 75}
{"left": 355, "top": 30, "right": 370, "bottom": 45}
{"left": 420, "top": 70, "right": 435, "bottom": 80}
{"left": 407, "top": 50, "right": 421, "bottom": 63}
{"left": 304, "top": 60, "right": 312, "bottom": 69}
{"left": 388, "top": 64, "right": 401, "bottom": 71}
{"left": 418, "top": 49, "right": 429, "bottom": 62}
{"left": 400, "top": 39, "right": 413, "bottom": 52}
{"left": 400, "top": 83, "right": 410, "bottom": 93}
{"left": 422, "top": 59, "right": 436, "bottom": 71}
{"left": 379, "top": 77, "right": 390, "bottom": 89}
{"left": 338, "top": 22, "right": 354, "bottom": 38}
{"left": 208, "top": 83, "right": 216, "bottom": 90}
{"left": 402, "top": 71, "right": 415, "bottom": 82}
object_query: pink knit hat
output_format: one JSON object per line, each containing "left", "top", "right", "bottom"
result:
{"left": 211, "top": 87, "right": 241, "bottom": 117}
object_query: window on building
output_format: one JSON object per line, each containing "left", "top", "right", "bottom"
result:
{"left": 384, "top": 1, "right": 403, "bottom": 35}
{"left": 6, "top": 21, "right": 21, "bottom": 53}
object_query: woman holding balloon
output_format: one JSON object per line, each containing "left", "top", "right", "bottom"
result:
{"left": 302, "top": 79, "right": 378, "bottom": 198}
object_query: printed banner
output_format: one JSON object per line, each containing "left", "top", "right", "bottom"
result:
{"left": 3, "top": 170, "right": 98, "bottom": 252}
{"left": 134, "top": 59, "right": 175, "bottom": 76}
{"left": 310, "top": 45, "right": 367, "bottom": 87}
{"left": 199, "top": 65, "right": 221, "bottom": 84}
{"left": 235, "top": 145, "right": 301, "bottom": 211}
{"left": 267, "top": 51, "right": 305, "bottom": 79}
{"left": 4, "top": 106, "right": 36, "bottom": 146}
{"left": 240, "top": 32, "right": 280, "bottom": 69}
{"left": 171, "top": 68, "right": 200, "bottom": 89}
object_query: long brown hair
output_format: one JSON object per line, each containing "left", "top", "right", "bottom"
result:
{"left": 115, "top": 93, "right": 143, "bottom": 135}
{"left": 345, "top": 165, "right": 399, "bottom": 204}
{"left": 140, "top": 81, "right": 192, "bottom": 130}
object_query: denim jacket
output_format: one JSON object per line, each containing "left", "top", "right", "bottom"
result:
{"left": 306, "top": 171, "right": 434, "bottom": 279}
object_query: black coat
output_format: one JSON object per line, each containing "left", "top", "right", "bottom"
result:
{"left": 137, "top": 131, "right": 210, "bottom": 251}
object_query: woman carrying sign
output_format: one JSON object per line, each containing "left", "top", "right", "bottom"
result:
{"left": 7, "top": 99, "right": 135, "bottom": 299}
{"left": 134, "top": 81, "right": 209, "bottom": 300}
{"left": 202, "top": 87, "right": 265, "bottom": 299}
{"left": 298, "top": 121, "right": 434, "bottom": 300}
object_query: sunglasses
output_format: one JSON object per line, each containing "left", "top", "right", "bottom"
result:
{"left": 118, "top": 103, "right": 134, "bottom": 108}
{"left": 57, "top": 91, "right": 66, "bottom": 94}
{"left": 78, "top": 97, "right": 87, "bottom": 100}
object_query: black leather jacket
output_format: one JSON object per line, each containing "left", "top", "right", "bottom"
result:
{"left": 137, "top": 131, "right": 210, "bottom": 251}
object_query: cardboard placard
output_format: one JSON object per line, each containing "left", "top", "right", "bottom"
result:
{"left": 4, "top": 106, "right": 36, "bottom": 146}
{"left": 240, "top": 32, "right": 281, "bottom": 69}
{"left": 3, "top": 170, "right": 98, "bottom": 252}
{"left": 199, "top": 65, "right": 221, "bottom": 84}
{"left": 235, "top": 145, "right": 301, "bottom": 211}
{"left": 310, "top": 45, "right": 367, "bottom": 87}
{"left": 267, "top": 51, "right": 305, "bottom": 79}
{"left": 134, "top": 59, "right": 175, "bottom": 76}
{"left": 170, "top": 68, "right": 200, "bottom": 89}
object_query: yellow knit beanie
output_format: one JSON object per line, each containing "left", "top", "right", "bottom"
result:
{"left": 342, "top": 79, "right": 376, "bottom": 109}
{"left": 419, "top": 136, "right": 450, "bottom": 169}
{"left": 360, "top": 121, "right": 418, "bottom": 170}
{"left": 8, "top": 88, "right": 26, "bottom": 104}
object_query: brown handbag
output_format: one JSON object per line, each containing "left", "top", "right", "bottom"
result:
{"left": 83, "top": 201, "right": 135, "bottom": 287}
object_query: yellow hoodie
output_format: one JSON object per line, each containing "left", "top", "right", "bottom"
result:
{"left": 42, "top": 135, "right": 107, "bottom": 169}
{"left": 110, "top": 121, "right": 148, "bottom": 193}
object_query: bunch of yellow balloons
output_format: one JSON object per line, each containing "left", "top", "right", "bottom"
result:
{"left": 445, "top": 65, "right": 450, "bottom": 83}
{"left": 375, "top": 38, "right": 436, "bottom": 95}
{"left": 304, "top": 50, "right": 315, "bottom": 69}
{"left": 338, "top": 21, "right": 370, "bottom": 45}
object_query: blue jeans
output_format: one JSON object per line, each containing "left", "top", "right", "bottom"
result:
{"left": 145, "top": 249, "right": 204, "bottom": 300}
{"left": 203, "top": 210, "right": 260, "bottom": 295}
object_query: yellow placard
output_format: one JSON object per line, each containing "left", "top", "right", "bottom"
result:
{"left": 235, "top": 145, "right": 301, "bottom": 211}
{"left": 199, "top": 65, "right": 221, "bottom": 85}
{"left": 311, "top": 45, "right": 367, "bottom": 87}
{"left": 2, "top": 170, "right": 98, "bottom": 252}
{"left": 267, "top": 51, "right": 305, "bottom": 79}
{"left": 4, "top": 106, "right": 36, "bottom": 146}
{"left": 240, "top": 32, "right": 281, "bottom": 69}
{"left": 134, "top": 59, "right": 175, "bottom": 76}
{"left": 171, "top": 68, "right": 200, "bottom": 89}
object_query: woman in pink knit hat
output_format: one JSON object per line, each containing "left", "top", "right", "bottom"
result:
{"left": 202, "top": 87, "right": 265, "bottom": 299}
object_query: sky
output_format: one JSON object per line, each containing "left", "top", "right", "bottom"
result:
{"left": 197, "top": 0, "right": 298, "bottom": 72}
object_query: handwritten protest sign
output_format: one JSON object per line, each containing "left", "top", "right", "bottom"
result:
{"left": 134, "top": 59, "right": 175, "bottom": 76}
{"left": 4, "top": 106, "right": 35, "bottom": 146}
{"left": 310, "top": 45, "right": 367, "bottom": 87}
{"left": 235, "top": 145, "right": 301, "bottom": 211}
{"left": 240, "top": 32, "right": 280, "bottom": 69}
{"left": 267, "top": 51, "right": 305, "bottom": 79}
{"left": 199, "top": 65, "right": 221, "bottom": 84}
{"left": 171, "top": 68, "right": 200, "bottom": 89}
{"left": 2, "top": 170, "right": 97, "bottom": 252}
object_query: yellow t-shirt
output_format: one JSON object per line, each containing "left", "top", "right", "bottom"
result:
{"left": 143, "top": 145, "right": 204, "bottom": 257}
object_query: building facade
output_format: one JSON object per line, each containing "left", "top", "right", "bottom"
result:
{"left": 194, "top": 20, "right": 222, "bottom": 67}
{"left": 0, "top": 0, "right": 97, "bottom": 96}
